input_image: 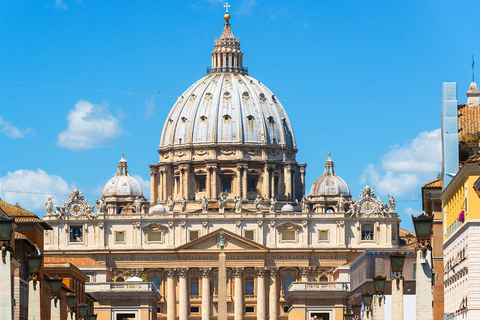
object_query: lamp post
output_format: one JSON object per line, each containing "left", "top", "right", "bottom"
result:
{"left": 66, "top": 293, "right": 77, "bottom": 320}
{"left": 78, "top": 303, "right": 88, "bottom": 320}
{"left": 352, "top": 304, "right": 361, "bottom": 320}
{"left": 49, "top": 275, "right": 63, "bottom": 320}
{"left": 372, "top": 275, "right": 386, "bottom": 320}
{"left": 389, "top": 252, "right": 406, "bottom": 320}
{"left": 27, "top": 252, "right": 43, "bottom": 320}
{"left": 362, "top": 293, "right": 373, "bottom": 320}
{"left": 0, "top": 212, "right": 15, "bottom": 320}
{"left": 412, "top": 213, "right": 434, "bottom": 320}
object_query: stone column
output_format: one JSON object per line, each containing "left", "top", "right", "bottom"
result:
{"left": 212, "top": 165, "right": 218, "bottom": 199}
{"left": 166, "top": 269, "right": 176, "bottom": 320}
{"left": 285, "top": 166, "right": 292, "bottom": 201}
{"left": 200, "top": 268, "right": 211, "bottom": 320}
{"left": 233, "top": 267, "right": 244, "bottom": 320}
{"left": 218, "top": 252, "right": 228, "bottom": 320}
{"left": 236, "top": 166, "right": 242, "bottom": 198}
{"left": 163, "top": 168, "right": 168, "bottom": 201}
{"left": 299, "top": 166, "right": 306, "bottom": 198}
{"left": 391, "top": 278, "right": 404, "bottom": 320}
{"left": 150, "top": 169, "right": 157, "bottom": 204}
{"left": 206, "top": 168, "right": 211, "bottom": 199}
{"left": 158, "top": 170, "right": 163, "bottom": 202}
{"left": 270, "top": 170, "right": 275, "bottom": 199}
{"left": 179, "top": 170, "right": 184, "bottom": 198}
{"left": 374, "top": 296, "right": 385, "bottom": 320}
{"left": 28, "top": 279, "right": 41, "bottom": 320}
{"left": 0, "top": 250, "right": 13, "bottom": 319}
{"left": 242, "top": 167, "right": 248, "bottom": 200}
{"left": 263, "top": 165, "right": 270, "bottom": 199}
{"left": 256, "top": 268, "right": 266, "bottom": 320}
{"left": 51, "top": 297, "right": 61, "bottom": 320}
{"left": 178, "top": 268, "right": 189, "bottom": 320}
{"left": 269, "top": 268, "right": 279, "bottom": 320}
{"left": 416, "top": 249, "right": 433, "bottom": 320}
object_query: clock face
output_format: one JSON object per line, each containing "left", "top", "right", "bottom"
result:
{"left": 69, "top": 202, "right": 83, "bottom": 215}
{"left": 361, "top": 199, "right": 375, "bottom": 214}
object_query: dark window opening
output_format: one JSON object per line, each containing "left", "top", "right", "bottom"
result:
{"left": 247, "top": 178, "right": 257, "bottom": 192}
{"left": 70, "top": 226, "right": 83, "bottom": 242}
{"left": 197, "top": 177, "right": 206, "bottom": 192}
{"left": 245, "top": 277, "right": 254, "bottom": 296}
{"left": 190, "top": 306, "right": 200, "bottom": 313}
{"left": 245, "top": 306, "right": 255, "bottom": 313}
{"left": 222, "top": 178, "right": 232, "bottom": 193}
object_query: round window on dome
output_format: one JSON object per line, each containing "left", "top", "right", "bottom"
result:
{"left": 223, "top": 92, "right": 231, "bottom": 100}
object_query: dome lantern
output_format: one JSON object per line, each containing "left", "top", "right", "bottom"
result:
{"left": 103, "top": 155, "right": 144, "bottom": 198}
{"left": 309, "top": 154, "right": 350, "bottom": 197}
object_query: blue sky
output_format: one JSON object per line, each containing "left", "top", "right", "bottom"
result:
{"left": 1, "top": 0, "right": 478, "bottom": 231}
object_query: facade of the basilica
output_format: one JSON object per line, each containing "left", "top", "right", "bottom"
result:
{"left": 44, "top": 12, "right": 401, "bottom": 320}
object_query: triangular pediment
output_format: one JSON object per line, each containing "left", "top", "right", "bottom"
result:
{"left": 176, "top": 228, "right": 268, "bottom": 252}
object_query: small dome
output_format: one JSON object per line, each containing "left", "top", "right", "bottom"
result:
{"left": 103, "top": 155, "right": 144, "bottom": 198}
{"left": 310, "top": 154, "right": 350, "bottom": 197}
{"left": 126, "top": 276, "right": 142, "bottom": 282}
{"left": 152, "top": 204, "right": 167, "bottom": 213}
{"left": 281, "top": 204, "right": 295, "bottom": 212}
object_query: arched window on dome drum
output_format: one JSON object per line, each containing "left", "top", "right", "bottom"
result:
{"left": 116, "top": 277, "right": 124, "bottom": 282}
{"left": 320, "top": 275, "right": 328, "bottom": 282}
{"left": 284, "top": 275, "right": 295, "bottom": 294}
{"left": 150, "top": 276, "right": 162, "bottom": 292}
{"left": 190, "top": 277, "right": 199, "bottom": 296}
{"left": 326, "top": 207, "right": 335, "bottom": 213}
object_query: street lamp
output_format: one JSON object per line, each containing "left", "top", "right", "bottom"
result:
{"left": 78, "top": 303, "right": 88, "bottom": 320}
{"left": 362, "top": 292, "right": 373, "bottom": 316}
{"left": 373, "top": 275, "right": 386, "bottom": 298}
{"left": 66, "top": 293, "right": 77, "bottom": 319}
{"left": 26, "top": 253, "right": 42, "bottom": 289}
{"left": 352, "top": 304, "right": 361, "bottom": 317}
{"left": 49, "top": 275, "right": 63, "bottom": 304}
{"left": 0, "top": 212, "right": 15, "bottom": 260}
{"left": 412, "top": 213, "right": 433, "bottom": 254}
{"left": 389, "top": 252, "right": 406, "bottom": 289}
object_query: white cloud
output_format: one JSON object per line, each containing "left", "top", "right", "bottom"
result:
{"left": 0, "top": 116, "right": 35, "bottom": 139}
{"left": 404, "top": 207, "right": 422, "bottom": 216}
{"left": 57, "top": 100, "right": 123, "bottom": 150}
{"left": 360, "top": 128, "right": 441, "bottom": 198}
{"left": 236, "top": 0, "right": 256, "bottom": 15}
{"left": 132, "top": 174, "right": 151, "bottom": 201}
{"left": 0, "top": 169, "right": 70, "bottom": 212}
{"left": 54, "top": 0, "right": 67, "bottom": 10}
{"left": 144, "top": 96, "right": 156, "bottom": 119}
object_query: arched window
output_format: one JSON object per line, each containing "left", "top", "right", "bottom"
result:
{"left": 245, "top": 276, "right": 254, "bottom": 296}
{"left": 191, "top": 277, "right": 199, "bottom": 296}
{"left": 284, "top": 275, "right": 295, "bottom": 294}
{"left": 150, "top": 276, "right": 161, "bottom": 292}
{"left": 116, "top": 277, "right": 124, "bottom": 282}
{"left": 320, "top": 275, "right": 328, "bottom": 282}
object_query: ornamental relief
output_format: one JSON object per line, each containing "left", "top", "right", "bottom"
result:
{"left": 276, "top": 221, "right": 302, "bottom": 234}
{"left": 175, "top": 150, "right": 186, "bottom": 157}
{"left": 267, "top": 149, "right": 280, "bottom": 156}
{"left": 194, "top": 149, "right": 210, "bottom": 156}
{"left": 219, "top": 148, "right": 236, "bottom": 155}
{"left": 245, "top": 149, "right": 260, "bottom": 156}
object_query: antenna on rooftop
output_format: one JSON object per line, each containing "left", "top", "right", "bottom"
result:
{"left": 473, "top": 55, "right": 475, "bottom": 83}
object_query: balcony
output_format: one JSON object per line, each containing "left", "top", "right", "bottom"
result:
{"left": 86, "top": 282, "right": 161, "bottom": 299}
{"left": 284, "top": 282, "right": 349, "bottom": 300}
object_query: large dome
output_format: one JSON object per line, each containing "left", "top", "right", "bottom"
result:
{"left": 310, "top": 154, "right": 350, "bottom": 197}
{"left": 160, "top": 73, "right": 295, "bottom": 148}
{"left": 159, "top": 17, "right": 295, "bottom": 150}
{"left": 103, "top": 155, "right": 143, "bottom": 198}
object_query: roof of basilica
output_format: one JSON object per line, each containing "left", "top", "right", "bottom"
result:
{"left": 159, "top": 17, "right": 296, "bottom": 150}
{"left": 309, "top": 154, "right": 350, "bottom": 197}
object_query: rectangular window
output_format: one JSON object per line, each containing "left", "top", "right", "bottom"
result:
{"left": 148, "top": 231, "right": 162, "bottom": 242}
{"left": 282, "top": 230, "right": 296, "bottom": 242}
{"left": 115, "top": 231, "right": 125, "bottom": 243}
{"left": 190, "top": 306, "right": 200, "bottom": 313}
{"left": 361, "top": 224, "right": 374, "bottom": 241}
{"left": 190, "top": 230, "right": 199, "bottom": 241}
{"left": 191, "top": 280, "right": 199, "bottom": 296}
{"left": 244, "top": 230, "right": 254, "bottom": 240}
{"left": 198, "top": 177, "right": 206, "bottom": 192}
{"left": 69, "top": 226, "right": 83, "bottom": 243}
{"left": 247, "top": 178, "right": 257, "bottom": 192}
{"left": 245, "top": 279, "right": 254, "bottom": 295}
{"left": 318, "top": 230, "right": 329, "bottom": 242}
{"left": 245, "top": 306, "right": 255, "bottom": 313}
{"left": 222, "top": 178, "right": 232, "bottom": 193}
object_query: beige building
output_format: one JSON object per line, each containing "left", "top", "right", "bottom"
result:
{"left": 44, "top": 12, "right": 401, "bottom": 320}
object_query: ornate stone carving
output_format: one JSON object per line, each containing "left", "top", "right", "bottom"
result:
{"left": 96, "top": 198, "right": 107, "bottom": 214}
{"left": 180, "top": 221, "right": 186, "bottom": 228}
{"left": 165, "top": 268, "right": 176, "bottom": 278}
{"left": 177, "top": 268, "right": 189, "bottom": 278}
{"left": 269, "top": 267, "right": 279, "bottom": 277}
{"left": 257, "top": 220, "right": 264, "bottom": 227}
{"left": 55, "top": 189, "right": 96, "bottom": 220}
{"left": 389, "top": 195, "right": 396, "bottom": 213}
{"left": 220, "top": 148, "right": 235, "bottom": 155}
{"left": 234, "top": 195, "right": 242, "bottom": 213}
{"left": 299, "top": 267, "right": 314, "bottom": 279}
{"left": 255, "top": 267, "right": 267, "bottom": 277}
{"left": 254, "top": 196, "right": 263, "bottom": 212}
{"left": 301, "top": 195, "right": 308, "bottom": 213}
{"left": 231, "top": 267, "right": 244, "bottom": 278}
{"left": 202, "top": 221, "right": 209, "bottom": 228}
{"left": 133, "top": 221, "right": 141, "bottom": 229}
{"left": 276, "top": 221, "right": 302, "bottom": 234}
{"left": 269, "top": 197, "right": 277, "bottom": 213}
{"left": 45, "top": 197, "right": 53, "bottom": 215}
{"left": 180, "top": 196, "right": 187, "bottom": 213}
{"left": 201, "top": 196, "right": 209, "bottom": 213}
{"left": 133, "top": 197, "right": 143, "bottom": 214}
{"left": 168, "top": 221, "right": 174, "bottom": 229}
{"left": 218, "top": 193, "right": 227, "bottom": 214}
{"left": 167, "top": 196, "right": 175, "bottom": 213}
{"left": 194, "top": 150, "right": 209, "bottom": 156}
{"left": 235, "top": 220, "right": 242, "bottom": 228}
{"left": 245, "top": 149, "right": 260, "bottom": 156}
{"left": 200, "top": 268, "right": 212, "bottom": 277}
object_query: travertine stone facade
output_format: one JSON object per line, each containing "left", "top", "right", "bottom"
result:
{"left": 44, "top": 12, "right": 401, "bottom": 320}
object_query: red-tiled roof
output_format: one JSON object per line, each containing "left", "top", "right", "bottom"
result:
{"left": 459, "top": 104, "right": 480, "bottom": 141}
{"left": 0, "top": 199, "right": 52, "bottom": 230}
{"left": 45, "top": 256, "right": 106, "bottom": 268}
{"left": 422, "top": 178, "right": 442, "bottom": 188}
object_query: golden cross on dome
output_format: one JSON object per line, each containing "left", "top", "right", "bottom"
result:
{"left": 224, "top": 2, "right": 231, "bottom": 13}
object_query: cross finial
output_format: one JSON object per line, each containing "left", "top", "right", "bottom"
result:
{"left": 224, "top": 2, "right": 231, "bottom": 13}
{"left": 473, "top": 55, "right": 475, "bottom": 83}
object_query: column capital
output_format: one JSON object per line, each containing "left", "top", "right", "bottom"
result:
{"left": 200, "top": 268, "right": 212, "bottom": 277}
{"left": 177, "top": 268, "right": 189, "bottom": 278}
{"left": 165, "top": 268, "right": 176, "bottom": 278}
{"left": 255, "top": 267, "right": 268, "bottom": 277}
{"left": 299, "top": 266, "right": 314, "bottom": 278}
{"left": 269, "top": 267, "right": 279, "bottom": 277}
{"left": 231, "top": 267, "right": 244, "bottom": 278}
